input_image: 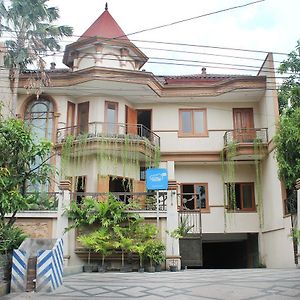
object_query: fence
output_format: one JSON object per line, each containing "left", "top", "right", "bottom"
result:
{"left": 36, "top": 239, "right": 64, "bottom": 292}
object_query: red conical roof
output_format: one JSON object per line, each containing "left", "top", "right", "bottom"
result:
{"left": 78, "top": 6, "right": 129, "bottom": 41}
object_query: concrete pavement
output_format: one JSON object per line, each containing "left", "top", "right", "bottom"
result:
{"left": 2, "top": 268, "right": 300, "bottom": 299}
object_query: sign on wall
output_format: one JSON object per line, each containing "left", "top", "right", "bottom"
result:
{"left": 146, "top": 168, "right": 168, "bottom": 190}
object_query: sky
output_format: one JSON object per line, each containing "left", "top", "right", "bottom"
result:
{"left": 48, "top": 0, "right": 299, "bottom": 78}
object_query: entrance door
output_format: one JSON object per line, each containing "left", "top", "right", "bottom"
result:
{"left": 77, "top": 102, "right": 89, "bottom": 134}
{"left": 233, "top": 108, "right": 254, "bottom": 142}
{"left": 137, "top": 109, "right": 152, "bottom": 139}
{"left": 125, "top": 105, "right": 137, "bottom": 134}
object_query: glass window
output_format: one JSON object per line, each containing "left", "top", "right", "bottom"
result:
{"left": 179, "top": 109, "right": 207, "bottom": 136}
{"left": 227, "top": 182, "right": 255, "bottom": 211}
{"left": 25, "top": 99, "right": 54, "bottom": 141}
{"left": 181, "top": 183, "right": 208, "bottom": 210}
{"left": 105, "top": 101, "right": 118, "bottom": 134}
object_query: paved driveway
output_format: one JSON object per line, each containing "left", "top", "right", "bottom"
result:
{"left": 3, "top": 269, "right": 300, "bottom": 300}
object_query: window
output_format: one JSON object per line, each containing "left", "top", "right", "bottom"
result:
{"left": 180, "top": 183, "right": 208, "bottom": 210}
{"left": 75, "top": 176, "right": 86, "bottom": 205}
{"left": 179, "top": 109, "right": 207, "bottom": 137}
{"left": 24, "top": 98, "right": 54, "bottom": 192}
{"left": 105, "top": 101, "right": 118, "bottom": 134}
{"left": 77, "top": 102, "right": 89, "bottom": 134}
{"left": 226, "top": 182, "right": 255, "bottom": 211}
{"left": 24, "top": 98, "right": 54, "bottom": 141}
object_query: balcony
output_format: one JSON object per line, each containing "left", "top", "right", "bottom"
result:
{"left": 56, "top": 122, "right": 160, "bottom": 162}
{"left": 223, "top": 128, "right": 268, "bottom": 160}
{"left": 57, "top": 122, "right": 159, "bottom": 146}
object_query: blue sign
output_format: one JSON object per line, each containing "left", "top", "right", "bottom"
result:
{"left": 146, "top": 168, "right": 168, "bottom": 190}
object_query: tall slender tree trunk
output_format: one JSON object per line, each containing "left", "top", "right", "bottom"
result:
{"left": 10, "top": 66, "right": 20, "bottom": 118}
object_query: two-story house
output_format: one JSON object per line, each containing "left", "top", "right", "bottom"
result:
{"left": 10, "top": 5, "right": 295, "bottom": 269}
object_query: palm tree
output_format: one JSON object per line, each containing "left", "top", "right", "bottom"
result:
{"left": 0, "top": 0, "right": 73, "bottom": 115}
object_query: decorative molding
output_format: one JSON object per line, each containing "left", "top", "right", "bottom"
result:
{"left": 59, "top": 180, "right": 72, "bottom": 191}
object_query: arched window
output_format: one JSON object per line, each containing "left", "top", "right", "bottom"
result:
{"left": 24, "top": 98, "right": 54, "bottom": 141}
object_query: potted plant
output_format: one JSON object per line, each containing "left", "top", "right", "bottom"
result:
{"left": 89, "top": 228, "right": 113, "bottom": 272}
{"left": 167, "top": 217, "right": 194, "bottom": 271}
{"left": 131, "top": 243, "right": 147, "bottom": 272}
{"left": 132, "top": 223, "right": 157, "bottom": 272}
{"left": 77, "top": 234, "right": 98, "bottom": 272}
{"left": 145, "top": 239, "right": 165, "bottom": 272}
{"left": 152, "top": 244, "right": 166, "bottom": 272}
{"left": 113, "top": 225, "right": 135, "bottom": 272}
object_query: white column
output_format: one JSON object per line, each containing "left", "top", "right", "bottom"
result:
{"left": 57, "top": 180, "right": 72, "bottom": 265}
{"left": 166, "top": 190, "right": 181, "bottom": 270}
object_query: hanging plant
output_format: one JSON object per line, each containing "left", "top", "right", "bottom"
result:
{"left": 60, "top": 129, "right": 160, "bottom": 181}
{"left": 221, "top": 141, "right": 237, "bottom": 211}
{"left": 254, "top": 138, "right": 264, "bottom": 227}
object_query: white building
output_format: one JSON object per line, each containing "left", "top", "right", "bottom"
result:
{"left": 10, "top": 5, "right": 295, "bottom": 269}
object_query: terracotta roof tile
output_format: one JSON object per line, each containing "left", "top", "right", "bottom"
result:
{"left": 78, "top": 10, "right": 129, "bottom": 41}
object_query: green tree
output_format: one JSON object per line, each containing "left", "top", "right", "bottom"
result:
{"left": 278, "top": 40, "right": 300, "bottom": 114}
{"left": 274, "top": 108, "right": 300, "bottom": 190}
{"left": 274, "top": 40, "right": 300, "bottom": 191}
{"left": 0, "top": 0, "right": 73, "bottom": 114}
{"left": 0, "top": 117, "right": 53, "bottom": 227}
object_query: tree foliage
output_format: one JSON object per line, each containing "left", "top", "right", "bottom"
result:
{"left": 275, "top": 41, "right": 300, "bottom": 190}
{"left": 0, "top": 0, "right": 73, "bottom": 71}
{"left": 274, "top": 108, "right": 300, "bottom": 190}
{"left": 0, "top": 0, "right": 73, "bottom": 113}
{"left": 0, "top": 117, "right": 53, "bottom": 227}
{"left": 278, "top": 40, "right": 300, "bottom": 114}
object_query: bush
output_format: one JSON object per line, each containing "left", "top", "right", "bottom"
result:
{"left": 0, "top": 224, "right": 26, "bottom": 254}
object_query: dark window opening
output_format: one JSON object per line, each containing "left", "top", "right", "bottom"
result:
{"left": 181, "top": 183, "right": 208, "bottom": 210}
{"left": 227, "top": 182, "right": 255, "bottom": 211}
{"left": 76, "top": 176, "right": 86, "bottom": 204}
{"left": 140, "top": 166, "right": 146, "bottom": 181}
{"left": 109, "top": 177, "right": 132, "bottom": 204}
{"left": 137, "top": 110, "right": 151, "bottom": 130}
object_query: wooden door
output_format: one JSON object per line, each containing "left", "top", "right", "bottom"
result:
{"left": 67, "top": 102, "right": 75, "bottom": 135}
{"left": 97, "top": 175, "right": 109, "bottom": 201}
{"left": 233, "top": 108, "right": 254, "bottom": 142}
{"left": 133, "top": 180, "right": 146, "bottom": 209}
{"left": 77, "top": 102, "right": 89, "bottom": 134}
{"left": 125, "top": 105, "right": 137, "bottom": 135}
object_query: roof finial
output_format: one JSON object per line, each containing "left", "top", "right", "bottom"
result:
{"left": 105, "top": 2, "right": 108, "bottom": 10}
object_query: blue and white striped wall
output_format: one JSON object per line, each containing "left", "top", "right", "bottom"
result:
{"left": 36, "top": 239, "right": 64, "bottom": 292}
{"left": 11, "top": 250, "right": 28, "bottom": 292}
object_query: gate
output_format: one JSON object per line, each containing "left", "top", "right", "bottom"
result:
{"left": 178, "top": 207, "right": 203, "bottom": 267}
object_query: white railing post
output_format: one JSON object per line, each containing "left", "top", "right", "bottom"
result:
{"left": 57, "top": 180, "right": 71, "bottom": 265}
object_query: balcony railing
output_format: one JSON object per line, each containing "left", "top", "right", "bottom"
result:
{"left": 71, "top": 192, "right": 167, "bottom": 211}
{"left": 284, "top": 190, "right": 297, "bottom": 216}
{"left": 56, "top": 122, "right": 160, "bottom": 147}
{"left": 224, "top": 128, "right": 268, "bottom": 146}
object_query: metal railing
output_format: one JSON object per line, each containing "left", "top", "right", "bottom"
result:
{"left": 56, "top": 122, "right": 160, "bottom": 147}
{"left": 224, "top": 128, "right": 268, "bottom": 146}
{"left": 284, "top": 190, "right": 297, "bottom": 216}
{"left": 178, "top": 211, "right": 202, "bottom": 234}
{"left": 70, "top": 192, "right": 167, "bottom": 211}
